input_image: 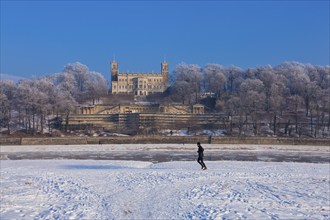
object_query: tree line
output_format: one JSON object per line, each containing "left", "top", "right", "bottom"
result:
{"left": 0, "top": 62, "right": 108, "bottom": 134}
{"left": 166, "top": 61, "right": 329, "bottom": 137}
{"left": 1, "top": 61, "right": 329, "bottom": 137}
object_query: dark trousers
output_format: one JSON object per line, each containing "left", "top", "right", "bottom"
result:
{"left": 197, "top": 157, "right": 206, "bottom": 168}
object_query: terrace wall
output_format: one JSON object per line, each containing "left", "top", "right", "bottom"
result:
{"left": 1, "top": 136, "right": 329, "bottom": 146}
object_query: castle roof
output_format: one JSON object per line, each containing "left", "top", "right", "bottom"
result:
{"left": 119, "top": 72, "right": 162, "bottom": 76}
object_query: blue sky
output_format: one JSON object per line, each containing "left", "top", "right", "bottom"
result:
{"left": 1, "top": 1, "right": 329, "bottom": 81}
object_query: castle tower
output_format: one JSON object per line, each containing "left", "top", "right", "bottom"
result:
{"left": 111, "top": 61, "right": 119, "bottom": 81}
{"left": 161, "top": 61, "right": 169, "bottom": 86}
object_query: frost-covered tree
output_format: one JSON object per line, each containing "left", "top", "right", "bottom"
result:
{"left": 58, "top": 62, "right": 108, "bottom": 104}
{"left": 0, "top": 93, "right": 10, "bottom": 133}
{"left": 269, "top": 80, "right": 287, "bottom": 135}
{"left": 0, "top": 62, "right": 108, "bottom": 135}
{"left": 258, "top": 66, "right": 276, "bottom": 111}
{"left": 14, "top": 79, "right": 52, "bottom": 133}
{"left": 173, "top": 63, "right": 202, "bottom": 103}
{"left": 275, "top": 62, "right": 311, "bottom": 96}
{"left": 224, "top": 65, "right": 243, "bottom": 93}
{"left": 224, "top": 96, "right": 243, "bottom": 135}
{"left": 239, "top": 79, "right": 266, "bottom": 135}
{"left": 202, "top": 64, "right": 226, "bottom": 98}
{"left": 62, "top": 62, "right": 90, "bottom": 103}
{"left": 88, "top": 71, "right": 108, "bottom": 104}
{"left": 0, "top": 80, "right": 17, "bottom": 134}
{"left": 172, "top": 81, "right": 192, "bottom": 104}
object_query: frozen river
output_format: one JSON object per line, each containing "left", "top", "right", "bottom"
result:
{"left": 1, "top": 144, "right": 329, "bottom": 163}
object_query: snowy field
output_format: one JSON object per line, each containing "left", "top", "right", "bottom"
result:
{"left": 1, "top": 160, "right": 329, "bottom": 220}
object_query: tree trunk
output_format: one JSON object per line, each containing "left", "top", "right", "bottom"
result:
{"left": 65, "top": 112, "right": 70, "bottom": 132}
{"left": 238, "top": 113, "right": 243, "bottom": 136}
{"left": 28, "top": 117, "right": 31, "bottom": 132}
{"left": 40, "top": 113, "right": 44, "bottom": 134}
{"left": 284, "top": 119, "right": 291, "bottom": 136}
{"left": 32, "top": 112, "right": 35, "bottom": 134}
{"left": 7, "top": 109, "right": 11, "bottom": 135}
{"left": 294, "top": 95, "right": 298, "bottom": 133}
{"left": 298, "top": 123, "right": 302, "bottom": 138}
{"left": 310, "top": 108, "right": 313, "bottom": 136}
{"left": 315, "top": 105, "right": 319, "bottom": 138}
{"left": 7, "top": 121, "right": 10, "bottom": 135}
{"left": 328, "top": 104, "right": 330, "bottom": 131}
{"left": 305, "top": 97, "right": 309, "bottom": 116}
{"left": 229, "top": 115, "right": 233, "bottom": 134}
{"left": 273, "top": 113, "right": 277, "bottom": 136}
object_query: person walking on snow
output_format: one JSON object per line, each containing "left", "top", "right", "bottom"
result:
{"left": 197, "top": 142, "right": 207, "bottom": 170}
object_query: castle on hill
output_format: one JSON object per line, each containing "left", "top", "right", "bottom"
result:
{"left": 110, "top": 60, "right": 169, "bottom": 96}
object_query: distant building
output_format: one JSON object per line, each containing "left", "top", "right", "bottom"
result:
{"left": 110, "top": 60, "right": 169, "bottom": 96}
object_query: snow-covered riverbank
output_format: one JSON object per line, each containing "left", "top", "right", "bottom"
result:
{"left": 2, "top": 143, "right": 330, "bottom": 152}
{"left": 1, "top": 160, "right": 329, "bottom": 219}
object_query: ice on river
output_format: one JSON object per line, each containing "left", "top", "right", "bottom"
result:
{"left": 1, "top": 160, "right": 329, "bottom": 219}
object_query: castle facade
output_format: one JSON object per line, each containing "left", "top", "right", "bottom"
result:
{"left": 110, "top": 61, "right": 169, "bottom": 96}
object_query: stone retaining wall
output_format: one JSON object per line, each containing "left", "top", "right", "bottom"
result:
{"left": 1, "top": 136, "right": 329, "bottom": 146}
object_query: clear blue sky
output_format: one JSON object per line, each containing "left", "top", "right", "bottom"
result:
{"left": 1, "top": 1, "right": 329, "bottom": 81}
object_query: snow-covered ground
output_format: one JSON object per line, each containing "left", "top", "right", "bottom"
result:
{"left": 1, "top": 160, "right": 329, "bottom": 219}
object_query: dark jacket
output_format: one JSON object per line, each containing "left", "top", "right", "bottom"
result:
{"left": 197, "top": 146, "right": 204, "bottom": 158}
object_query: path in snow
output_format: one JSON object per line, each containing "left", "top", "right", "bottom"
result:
{"left": 1, "top": 160, "right": 329, "bottom": 219}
